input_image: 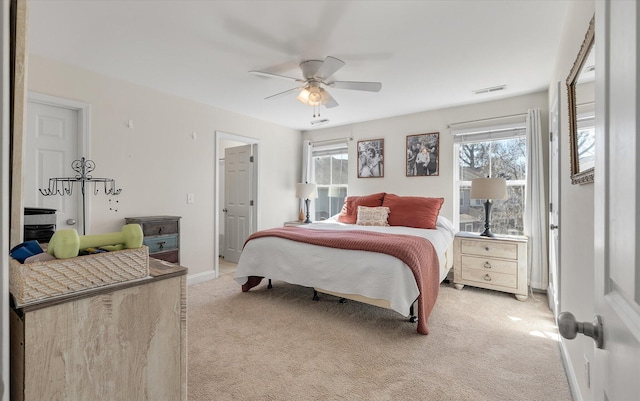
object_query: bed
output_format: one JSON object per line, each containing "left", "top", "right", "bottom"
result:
{"left": 234, "top": 193, "right": 456, "bottom": 335}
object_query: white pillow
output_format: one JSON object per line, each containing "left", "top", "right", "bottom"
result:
{"left": 356, "top": 206, "right": 390, "bottom": 226}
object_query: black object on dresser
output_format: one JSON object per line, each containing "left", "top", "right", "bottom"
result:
{"left": 125, "top": 215, "right": 181, "bottom": 263}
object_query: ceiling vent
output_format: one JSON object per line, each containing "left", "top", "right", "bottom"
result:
{"left": 473, "top": 85, "right": 507, "bottom": 95}
{"left": 310, "top": 119, "right": 330, "bottom": 126}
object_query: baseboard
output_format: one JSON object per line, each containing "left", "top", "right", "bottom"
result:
{"left": 187, "top": 270, "right": 217, "bottom": 286}
{"left": 559, "top": 339, "right": 584, "bottom": 401}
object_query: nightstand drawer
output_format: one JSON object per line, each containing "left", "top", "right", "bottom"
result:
{"left": 461, "top": 239, "right": 518, "bottom": 260}
{"left": 460, "top": 268, "right": 517, "bottom": 289}
{"left": 460, "top": 255, "right": 518, "bottom": 275}
{"left": 141, "top": 220, "right": 179, "bottom": 236}
{"left": 144, "top": 234, "right": 179, "bottom": 253}
{"left": 150, "top": 249, "right": 180, "bottom": 264}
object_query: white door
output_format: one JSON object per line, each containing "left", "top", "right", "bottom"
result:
{"left": 218, "top": 159, "right": 226, "bottom": 258}
{"left": 548, "top": 86, "right": 561, "bottom": 315}
{"left": 223, "top": 144, "right": 253, "bottom": 263}
{"left": 593, "top": 1, "right": 640, "bottom": 398}
{"left": 25, "top": 100, "right": 82, "bottom": 233}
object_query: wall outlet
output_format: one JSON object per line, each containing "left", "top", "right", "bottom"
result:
{"left": 584, "top": 354, "right": 591, "bottom": 388}
{"left": 187, "top": 193, "right": 195, "bottom": 204}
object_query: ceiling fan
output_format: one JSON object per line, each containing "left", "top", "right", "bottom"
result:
{"left": 249, "top": 56, "right": 382, "bottom": 115}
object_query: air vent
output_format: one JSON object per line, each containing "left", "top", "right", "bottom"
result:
{"left": 473, "top": 85, "right": 507, "bottom": 95}
{"left": 310, "top": 119, "right": 330, "bottom": 126}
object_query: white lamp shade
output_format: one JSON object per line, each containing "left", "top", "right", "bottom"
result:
{"left": 295, "top": 183, "right": 317, "bottom": 199}
{"left": 470, "top": 178, "right": 508, "bottom": 200}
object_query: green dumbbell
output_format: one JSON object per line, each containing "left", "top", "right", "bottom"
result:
{"left": 47, "top": 224, "right": 144, "bottom": 259}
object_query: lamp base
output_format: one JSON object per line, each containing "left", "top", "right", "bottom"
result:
{"left": 479, "top": 228, "right": 495, "bottom": 237}
{"left": 303, "top": 198, "right": 312, "bottom": 224}
{"left": 479, "top": 199, "right": 495, "bottom": 237}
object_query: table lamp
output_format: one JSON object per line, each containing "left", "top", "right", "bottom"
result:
{"left": 470, "top": 177, "right": 507, "bottom": 237}
{"left": 295, "top": 183, "right": 317, "bottom": 223}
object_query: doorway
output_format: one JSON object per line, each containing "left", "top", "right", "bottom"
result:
{"left": 214, "top": 131, "right": 259, "bottom": 277}
{"left": 548, "top": 83, "right": 561, "bottom": 316}
{"left": 25, "top": 92, "right": 89, "bottom": 234}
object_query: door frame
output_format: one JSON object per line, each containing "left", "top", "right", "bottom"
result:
{"left": 26, "top": 91, "right": 90, "bottom": 233}
{"left": 548, "top": 82, "right": 561, "bottom": 316}
{"left": 214, "top": 131, "right": 259, "bottom": 278}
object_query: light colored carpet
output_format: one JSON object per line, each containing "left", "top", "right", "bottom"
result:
{"left": 187, "top": 274, "right": 572, "bottom": 401}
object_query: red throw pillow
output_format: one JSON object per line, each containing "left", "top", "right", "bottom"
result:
{"left": 337, "top": 192, "right": 386, "bottom": 224}
{"left": 382, "top": 194, "right": 444, "bottom": 229}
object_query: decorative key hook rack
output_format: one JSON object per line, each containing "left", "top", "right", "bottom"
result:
{"left": 39, "top": 157, "right": 122, "bottom": 234}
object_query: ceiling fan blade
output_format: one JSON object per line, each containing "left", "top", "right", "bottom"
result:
{"left": 323, "top": 91, "right": 339, "bottom": 109}
{"left": 315, "top": 56, "right": 345, "bottom": 80}
{"left": 264, "top": 87, "right": 301, "bottom": 100}
{"left": 250, "top": 70, "right": 304, "bottom": 83}
{"left": 328, "top": 81, "right": 382, "bottom": 92}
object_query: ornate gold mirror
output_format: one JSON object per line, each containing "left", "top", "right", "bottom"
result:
{"left": 567, "top": 15, "right": 595, "bottom": 185}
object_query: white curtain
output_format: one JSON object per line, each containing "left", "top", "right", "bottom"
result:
{"left": 301, "top": 140, "right": 312, "bottom": 183}
{"left": 525, "top": 108, "right": 548, "bottom": 290}
{"left": 299, "top": 140, "right": 312, "bottom": 215}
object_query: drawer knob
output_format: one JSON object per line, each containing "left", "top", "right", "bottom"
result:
{"left": 484, "top": 274, "right": 492, "bottom": 282}
{"left": 158, "top": 241, "right": 166, "bottom": 249}
{"left": 484, "top": 246, "right": 490, "bottom": 251}
{"left": 158, "top": 227, "right": 163, "bottom": 234}
{"left": 484, "top": 261, "right": 492, "bottom": 269}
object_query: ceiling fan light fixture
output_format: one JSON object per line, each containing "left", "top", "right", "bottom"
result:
{"left": 296, "top": 87, "right": 311, "bottom": 104}
{"left": 297, "top": 84, "right": 326, "bottom": 106}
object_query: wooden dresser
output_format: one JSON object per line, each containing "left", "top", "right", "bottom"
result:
{"left": 453, "top": 232, "right": 528, "bottom": 301}
{"left": 10, "top": 259, "right": 188, "bottom": 401}
{"left": 125, "top": 215, "right": 181, "bottom": 264}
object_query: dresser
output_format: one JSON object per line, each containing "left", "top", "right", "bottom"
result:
{"left": 453, "top": 232, "right": 528, "bottom": 301}
{"left": 10, "top": 259, "right": 188, "bottom": 401}
{"left": 125, "top": 215, "right": 181, "bottom": 263}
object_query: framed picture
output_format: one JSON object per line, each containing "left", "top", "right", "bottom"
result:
{"left": 406, "top": 132, "right": 439, "bottom": 176}
{"left": 357, "top": 139, "right": 384, "bottom": 178}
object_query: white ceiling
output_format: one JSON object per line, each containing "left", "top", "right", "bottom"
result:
{"left": 27, "top": 0, "right": 569, "bottom": 131}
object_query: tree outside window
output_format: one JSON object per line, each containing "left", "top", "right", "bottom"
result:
{"left": 313, "top": 153, "right": 348, "bottom": 220}
{"left": 458, "top": 135, "right": 526, "bottom": 236}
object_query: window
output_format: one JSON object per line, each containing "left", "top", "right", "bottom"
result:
{"left": 454, "top": 124, "right": 526, "bottom": 236}
{"left": 309, "top": 143, "right": 348, "bottom": 220}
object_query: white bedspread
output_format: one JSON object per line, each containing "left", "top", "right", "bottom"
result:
{"left": 234, "top": 216, "right": 456, "bottom": 316}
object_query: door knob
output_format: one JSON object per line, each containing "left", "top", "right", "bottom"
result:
{"left": 558, "top": 311, "right": 603, "bottom": 349}
{"left": 66, "top": 219, "right": 77, "bottom": 225}
{"left": 550, "top": 224, "right": 559, "bottom": 230}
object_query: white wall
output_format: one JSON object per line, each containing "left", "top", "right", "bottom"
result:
{"left": 303, "top": 91, "right": 549, "bottom": 223}
{"left": 548, "top": 1, "right": 595, "bottom": 400}
{"left": 27, "top": 55, "right": 301, "bottom": 277}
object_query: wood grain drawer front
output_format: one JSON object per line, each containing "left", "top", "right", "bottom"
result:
{"left": 461, "top": 255, "right": 518, "bottom": 275}
{"left": 461, "top": 239, "right": 518, "bottom": 260}
{"left": 144, "top": 234, "right": 179, "bottom": 253}
{"left": 461, "top": 268, "right": 517, "bottom": 289}
{"left": 151, "top": 249, "right": 179, "bottom": 263}
{"left": 141, "top": 220, "right": 179, "bottom": 236}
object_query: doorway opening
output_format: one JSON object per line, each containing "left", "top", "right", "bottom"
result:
{"left": 214, "top": 131, "right": 259, "bottom": 278}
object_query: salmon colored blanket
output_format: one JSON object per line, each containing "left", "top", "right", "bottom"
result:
{"left": 241, "top": 226, "right": 440, "bottom": 335}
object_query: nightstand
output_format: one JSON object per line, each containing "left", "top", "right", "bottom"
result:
{"left": 453, "top": 232, "right": 528, "bottom": 301}
{"left": 125, "top": 216, "right": 181, "bottom": 264}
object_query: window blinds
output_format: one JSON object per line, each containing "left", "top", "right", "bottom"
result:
{"left": 451, "top": 122, "right": 526, "bottom": 144}
{"left": 450, "top": 114, "right": 527, "bottom": 144}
